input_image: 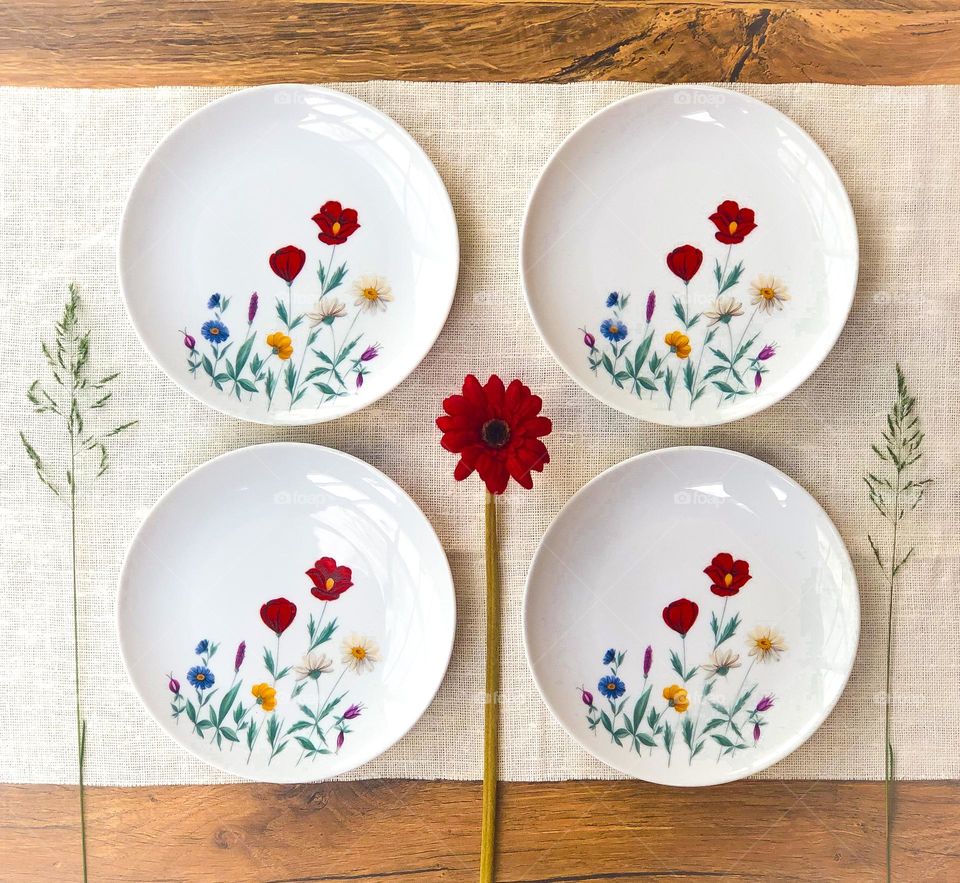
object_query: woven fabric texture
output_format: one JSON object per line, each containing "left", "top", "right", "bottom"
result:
{"left": 1, "top": 83, "right": 957, "bottom": 785}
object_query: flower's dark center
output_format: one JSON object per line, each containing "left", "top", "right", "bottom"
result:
{"left": 481, "top": 418, "right": 511, "bottom": 449}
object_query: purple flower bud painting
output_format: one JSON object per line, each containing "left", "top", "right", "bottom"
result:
{"left": 643, "top": 645, "right": 653, "bottom": 678}
{"left": 754, "top": 371, "right": 762, "bottom": 391}
{"left": 579, "top": 687, "right": 594, "bottom": 706}
{"left": 248, "top": 292, "right": 259, "bottom": 324}
{"left": 182, "top": 331, "right": 196, "bottom": 350}
{"left": 234, "top": 640, "right": 246, "bottom": 672}
{"left": 342, "top": 703, "right": 364, "bottom": 720}
{"left": 167, "top": 674, "right": 181, "bottom": 695}
{"left": 645, "top": 291, "right": 656, "bottom": 323}
{"left": 360, "top": 344, "right": 379, "bottom": 362}
{"left": 336, "top": 730, "right": 345, "bottom": 753}
{"left": 356, "top": 373, "right": 364, "bottom": 389}
{"left": 753, "top": 722, "right": 761, "bottom": 742}
{"left": 755, "top": 695, "right": 775, "bottom": 713}
{"left": 757, "top": 343, "right": 776, "bottom": 361}
{"left": 582, "top": 329, "right": 596, "bottom": 348}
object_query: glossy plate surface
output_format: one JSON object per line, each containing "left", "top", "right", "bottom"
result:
{"left": 521, "top": 85, "right": 858, "bottom": 426}
{"left": 120, "top": 84, "right": 459, "bottom": 425}
{"left": 118, "top": 443, "right": 456, "bottom": 782}
{"left": 524, "top": 446, "right": 859, "bottom": 786}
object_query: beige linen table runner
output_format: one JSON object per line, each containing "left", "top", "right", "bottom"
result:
{"left": 1, "top": 82, "right": 957, "bottom": 784}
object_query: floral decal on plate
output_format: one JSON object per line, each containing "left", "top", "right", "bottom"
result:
{"left": 581, "top": 200, "right": 786, "bottom": 411}
{"left": 179, "top": 200, "right": 387, "bottom": 411}
{"left": 578, "top": 551, "right": 786, "bottom": 766}
{"left": 165, "top": 556, "right": 378, "bottom": 766}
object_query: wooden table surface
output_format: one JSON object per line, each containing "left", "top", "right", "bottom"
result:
{"left": 3, "top": 1, "right": 960, "bottom": 880}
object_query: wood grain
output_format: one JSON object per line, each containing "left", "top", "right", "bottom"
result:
{"left": 3, "top": 780, "right": 959, "bottom": 881}
{"left": 2, "top": 1, "right": 960, "bottom": 85}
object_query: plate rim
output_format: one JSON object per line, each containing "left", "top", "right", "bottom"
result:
{"left": 521, "top": 444, "right": 861, "bottom": 787}
{"left": 519, "top": 83, "right": 860, "bottom": 428}
{"left": 116, "top": 441, "right": 457, "bottom": 783}
{"left": 117, "top": 83, "right": 460, "bottom": 427}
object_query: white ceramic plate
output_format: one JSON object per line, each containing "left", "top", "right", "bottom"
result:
{"left": 521, "top": 85, "right": 858, "bottom": 427}
{"left": 119, "top": 85, "right": 459, "bottom": 425}
{"left": 118, "top": 443, "right": 456, "bottom": 782}
{"left": 523, "top": 446, "right": 859, "bottom": 786}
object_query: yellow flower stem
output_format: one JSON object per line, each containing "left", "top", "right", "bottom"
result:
{"left": 479, "top": 490, "right": 500, "bottom": 883}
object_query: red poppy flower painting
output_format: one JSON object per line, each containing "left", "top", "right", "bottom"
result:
{"left": 260, "top": 597, "right": 297, "bottom": 635}
{"left": 312, "top": 201, "right": 361, "bottom": 245}
{"left": 268, "top": 245, "right": 306, "bottom": 284}
{"left": 709, "top": 200, "right": 757, "bottom": 245}
{"left": 704, "top": 552, "right": 752, "bottom": 597}
{"left": 666, "top": 244, "right": 703, "bottom": 283}
{"left": 306, "top": 557, "right": 354, "bottom": 601}
{"left": 662, "top": 598, "right": 699, "bottom": 636}
{"left": 436, "top": 374, "right": 552, "bottom": 495}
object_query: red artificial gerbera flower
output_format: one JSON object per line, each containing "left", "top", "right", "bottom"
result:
{"left": 709, "top": 200, "right": 757, "bottom": 245}
{"left": 666, "top": 244, "right": 703, "bottom": 283}
{"left": 269, "top": 245, "right": 306, "bottom": 285}
{"left": 312, "top": 201, "right": 360, "bottom": 245}
{"left": 704, "top": 552, "right": 752, "bottom": 597}
{"left": 260, "top": 597, "right": 297, "bottom": 635}
{"left": 436, "top": 374, "right": 552, "bottom": 495}
{"left": 306, "top": 557, "right": 354, "bottom": 601}
{"left": 662, "top": 598, "right": 699, "bottom": 636}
